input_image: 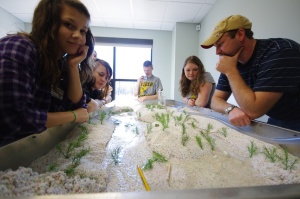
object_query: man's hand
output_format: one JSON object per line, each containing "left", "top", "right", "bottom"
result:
{"left": 216, "top": 47, "right": 243, "bottom": 75}
{"left": 228, "top": 107, "right": 251, "bottom": 127}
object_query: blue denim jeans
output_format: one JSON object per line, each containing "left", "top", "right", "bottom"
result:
{"left": 267, "top": 117, "right": 300, "bottom": 132}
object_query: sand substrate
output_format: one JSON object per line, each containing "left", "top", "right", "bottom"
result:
{"left": 0, "top": 103, "right": 299, "bottom": 196}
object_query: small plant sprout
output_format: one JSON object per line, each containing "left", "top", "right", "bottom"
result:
{"left": 205, "top": 135, "right": 216, "bottom": 151}
{"left": 72, "top": 148, "right": 90, "bottom": 165}
{"left": 99, "top": 111, "right": 107, "bottom": 124}
{"left": 196, "top": 135, "right": 203, "bottom": 149}
{"left": 143, "top": 151, "right": 168, "bottom": 170}
{"left": 181, "top": 123, "right": 189, "bottom": 146}
{"left": 276, "top": 148, "right": 298, "bottom": 170}
{"left": 78, "top": 124, "right": 88, "bottom": 134}
{"left": 173, "top": 113, "right": 183, "bottom": 126}
{"left": 63, "top": 148, "right": 90, "bottom": 177}
{"left": 111, "top": 146, "right": 122, "bottom": 165}
{"left": 132, "top": 126, "right": 139, "bottom": 135}
{"left": 218, "top": 127, "right": 228, "bottom": 137}
{"left": 262, "top": 146, "right": 277, "bottom": 162}
{"left": 200, "top": 123, "right": 213, "bottom": 137}
{"left": 190, "top": 121, "right": 198, "bottom": 129}
{"left": 138, "top": 112, "right": 141, "bottom": 119}
{"left": 56, "top": 131, "right": 88, "bottom": 159}
{"left": 48, "top": 163, "right": 57, "bottom": 172}
{"left": 88, "top": 115, "right": 92, "bottom": 124}
{"left": 247, "top": 141, "right": 258, "bottom": 158}
{"left": 155, "top": 112, "right": 170, "bottom": 131}
{"left": 146, "top": 104, "right": 155, "bottom": 111}
{"left": 146, "top": 123, "right": 152, "bottom": 134}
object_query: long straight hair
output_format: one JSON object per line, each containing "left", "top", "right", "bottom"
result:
{"left": 19, "top": 0, "right": 94, "bottom": 86}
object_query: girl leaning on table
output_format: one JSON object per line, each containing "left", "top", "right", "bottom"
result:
{"left": 179, "top": 55, "right": 215, "bottom": 108}
{"left": 0, "top": 0, "right": 94, "bottom": 146}
{"left": 83, "top": 59, "right": 113, "bottom": 113}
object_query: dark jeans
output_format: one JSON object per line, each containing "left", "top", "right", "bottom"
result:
{"left": 267, "top": 117, "right": 300, "bottom": 132}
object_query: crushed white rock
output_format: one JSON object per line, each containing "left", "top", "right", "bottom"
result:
{"left": 0, "top": 103, "right": 299, "bottom": 196}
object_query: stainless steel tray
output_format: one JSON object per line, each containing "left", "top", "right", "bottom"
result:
{"left": 1, "top": 100, "right": 300, "bottom": 199}
{"left": 164, "top": 99, "right": 300, "bottom": 157}
{"left": 0, "top": 123, "right": 76, "bottom": 171}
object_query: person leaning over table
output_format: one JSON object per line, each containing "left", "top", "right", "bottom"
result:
{"left": 134, "top": 60, "right": 163, "bottom": 103}
{"left": 179, "top": 55, "right": 215, "bottom": 108}
{"left": 0, "top": 0, "right": 94, "bottom": 146}
{"left": 201, "top": 14, "right": 300, "bottom": 132}
{"left": 82, "top": 58, "right": 113, "bottom": 113}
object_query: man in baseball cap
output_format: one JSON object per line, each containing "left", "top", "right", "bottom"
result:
{"left": 201, "top": 14, "right": 300, "bottom": 132}
{"left": 201, "top": 15, "right": 252, "bottom": 49}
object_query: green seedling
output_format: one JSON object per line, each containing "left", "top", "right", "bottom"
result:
{"left": 196, "top": 135, "right": 203, "bottom": 149}
{"left": 205, "top": 135, "right": 215, "bottom": 151}
{"left": 111, "top": 147, "right": 121, "bottom": 165}
{"left": 155, "top": 112, "right": 170, "bottom": 131}
{"left": 181, "top": 123, "right": 189, "bottom": 146}
{"left": 132, "top": 126, "right": 139, "bottom": 135}
{"left": 48, "top": 163, "right": 57, "bottom": 172}
{"left": 78, "top": 124, "right": 88, "bottom": 134}
{"left": 143, "top": 151, "right": 167, "bottom": 170}
{"left": 262, "top": 146, "right": 277, "bottom": 162}
{"left": 99, "top": 111, "right": 106, "bottom": 124}
{"left": 200, "top": 123, "right": 213, "bottom": 137}
{"left": 276, "top": 149, "right": 298, "bottom": 170}
{"left": 247, "top": 141, "right": 258, "bottom": 158}
{"left": 56, "top": 131, "right": 88, "bottom": 159}
{"left": 218, "top": 127, "right": 228, "bottom": 137}
{"left": 190, "top": 121, "right": 198, "bottom": 129}
{"left": 64, "top": 148, "right": 90, "bottom": 177}
{"left": 146, "top": 123, "right": 152, "bottom": 134}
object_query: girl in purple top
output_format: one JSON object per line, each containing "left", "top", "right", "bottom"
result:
{"left": 0, "top": 0, "right": 94, "bottom": 146}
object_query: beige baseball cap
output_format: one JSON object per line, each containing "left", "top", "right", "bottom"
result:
{"left": 201, "top": 15, "right": 252, "bottom": 49}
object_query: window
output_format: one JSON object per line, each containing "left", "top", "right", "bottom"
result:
{"left": 94, "top": 37, "right": 153, "bottom": 101}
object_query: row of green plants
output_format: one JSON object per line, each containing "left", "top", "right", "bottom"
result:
{"left": 47, "top": 107, "right": 120, "bottom": 176}
{"left": 140, "top": 105, "right": 298, "bottom": 171}
{"left": 247, "top": 141, "right": 298, "bottom": 170}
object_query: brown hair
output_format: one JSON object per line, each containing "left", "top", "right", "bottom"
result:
{"left": 94, "top": 59, "right": 112, "bottom": 99}
{"left": 179, "top": 55, "right": 206, "bottom": 97}
{"left": 19, "top": 0, "right": 94, "bottom": 86}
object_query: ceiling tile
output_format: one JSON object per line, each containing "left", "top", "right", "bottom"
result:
{"left": 163, "top": 2, "right": 204, "bottom": 23}
{"left": 104, "top": 19, "right": 133, "bottom": 29}
{"left": 95, "top": 0, "right": 133, "bottom": 20}
{"left": 134, "top": 20, "right": 162, "bottom": 30}
{"left": 0, "top": 0, "right": 38, "bottom": 13}
{"left": 132, "top": 0, "right": 167, "bottom": 21}
{"left": 161, "top": 22, "right": 175, "bottom": 31}
{"left": 0, "top": 0, "right": 215, "bottom": 31}
{"left": 193, "top": 3, "right": 214, "bottom": 23}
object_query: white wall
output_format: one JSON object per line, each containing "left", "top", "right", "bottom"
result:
{"left": 0, "top": 7, "right": 24, "bottom": 38}
{"left": 172, "top": 23, "right": 199, "bottom": 102}
{"left": 198, "top": 0, "right": 300, "bottom": 106}
{"left": 4, "top": 0, "right": 300, "bottom": 107}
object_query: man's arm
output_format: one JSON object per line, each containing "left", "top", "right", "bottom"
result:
{"left": 210, "top": 90, "right": 231, "bottom": 113}
{"left": 211, "top": 90, "right": 251, "bottom": 127}
{"left": 217, "top": 47, "right": 283, "bottom": 119}
{"left": 226, "top": 71, "right": 283, "bottom": 119}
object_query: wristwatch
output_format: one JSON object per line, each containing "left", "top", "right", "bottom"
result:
{"left": 225, "top": 105, "right": 237, "bottom": 115}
